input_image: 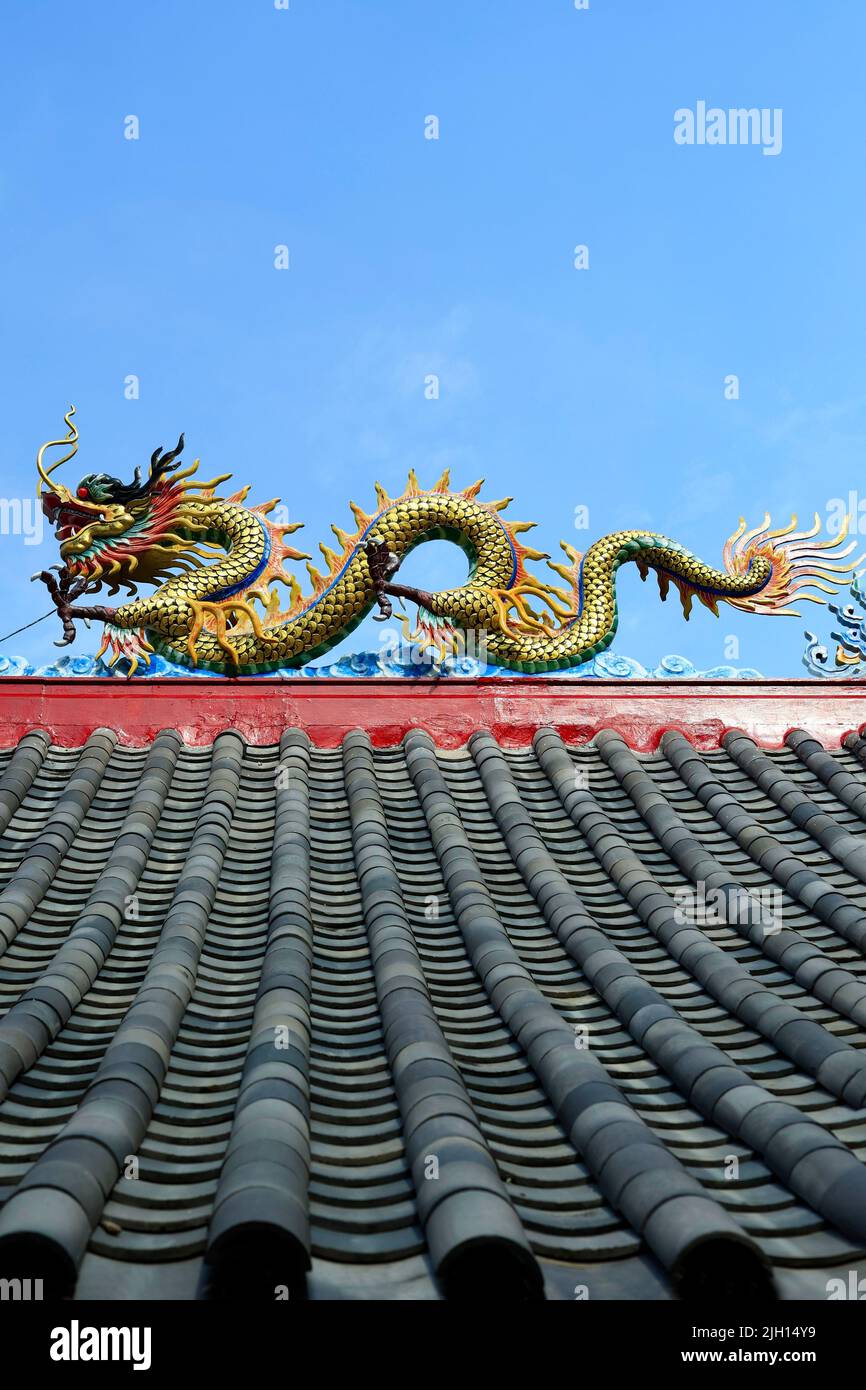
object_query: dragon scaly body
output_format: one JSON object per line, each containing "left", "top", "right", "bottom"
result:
{"left": 34, "top": 409, "right": 858, "bottom": 675}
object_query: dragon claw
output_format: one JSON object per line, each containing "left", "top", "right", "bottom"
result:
{"left": 365, "top": 535, "right": 402, "bottom": 620}
{"left": 95, "top": 623, "right": 154, "bottom": 679}
{"left": 185, "top": 598, "right": 265, "bottom": 668}
{"left": 490, "top": 581, "right": 572, "bottom": 640}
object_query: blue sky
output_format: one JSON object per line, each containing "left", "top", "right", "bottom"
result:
{"left": 2, "top": 0, "right": 865, "bottom": 674}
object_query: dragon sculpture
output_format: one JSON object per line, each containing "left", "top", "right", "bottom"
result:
{"left": 33, "top": 408, "right": 859, "bottom": 676}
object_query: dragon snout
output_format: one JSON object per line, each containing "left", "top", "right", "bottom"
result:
{"left": 41, "top": 491, "right": 64, "bottom": 525}
{"left": 45, "top": 497, "right": 107, "bottom": 543}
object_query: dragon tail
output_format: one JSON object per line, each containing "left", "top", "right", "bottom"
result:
{"left": 541, "top": 514, "right": 861, "bottom": 647}
{"left": 718, "top": 513, "right": 860, "bottom": 617}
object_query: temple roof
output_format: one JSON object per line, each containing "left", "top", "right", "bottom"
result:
{"left": 1, "top": 682, "right": 866, "bottom": 1300}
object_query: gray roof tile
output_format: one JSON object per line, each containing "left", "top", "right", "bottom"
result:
{"left": 0, "top": 720, "right": 865, "bottom": 1300}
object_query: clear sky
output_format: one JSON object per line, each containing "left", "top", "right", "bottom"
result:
{"left": 2, "top": 0, "right": 865, "bottom": 674}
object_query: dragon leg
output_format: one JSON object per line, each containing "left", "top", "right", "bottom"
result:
{"left": 96, "top": 624, "right": 155, "bottom": 677}
{"left": 184, "top": 598, "right": 266, "bottom": 668}
{"left": 489, "top": 581, "right": 575, "bottom": 640}
{"left": 32, "top": 568, "right": 118, "bottom": 647}
{"left": 364, "top": 535, "right": 438, "bottom": 621}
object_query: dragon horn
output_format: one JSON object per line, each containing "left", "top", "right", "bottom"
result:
{"left": 160, "top": 434, "right": 185, "bottom": 469}
{"left": 36, "top": 405, "right": 78, "bottom": 495}
{"left": 150, "top": 433, "right": 185, "bottom": 479}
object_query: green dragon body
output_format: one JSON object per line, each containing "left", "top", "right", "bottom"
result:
{"left": 34, "top": 409, "right": 857, "bottom": 675}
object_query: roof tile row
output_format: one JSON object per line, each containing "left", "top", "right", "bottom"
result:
{"left": 0, "top": 721, "right": 865, "bottom": 1299}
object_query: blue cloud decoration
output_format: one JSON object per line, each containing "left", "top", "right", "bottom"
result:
{"left": 0, "top": 649, "right": 764, "bottom": 680}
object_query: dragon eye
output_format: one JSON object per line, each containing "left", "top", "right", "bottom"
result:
{"left": 77, "top": 485, "right": 90, "bottom": 500}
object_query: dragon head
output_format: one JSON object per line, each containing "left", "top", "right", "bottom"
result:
{"left": 37, "top": 407, "right": 191, "bottom": 591}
